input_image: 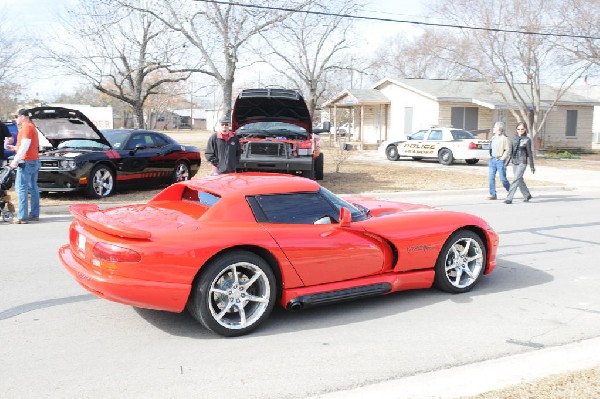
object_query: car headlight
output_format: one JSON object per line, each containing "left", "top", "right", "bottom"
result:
{"left": 59, "top": 160, "right": 77, "bottom": 170}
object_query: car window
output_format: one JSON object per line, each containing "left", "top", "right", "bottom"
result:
{"left": 182, "top": 187, "right": 221, "bottom": 206}
{"left": 427, "top": 130, "right": 443, "bottom": 140}
{"left": 251, "top": 192, "right": 338, "bottom": 224}
{"left": 410, "top": 131, "right": 426, "bottom": 140}
{"left": 126, "top": 134, "right": 153, "bottom": 149}
{"left": 451, "top": 130, "right": 475, "bottom": 140}
{"left": 150, "top": 134, "right": 169, "bottom": 147}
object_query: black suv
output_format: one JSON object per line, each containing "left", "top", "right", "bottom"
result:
{"left": 233, "top": 89, "right": 324, "bottom": 180}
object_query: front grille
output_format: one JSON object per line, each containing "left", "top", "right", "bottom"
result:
{"left": 247, "top": 142, "right": 290, "bottom": 158}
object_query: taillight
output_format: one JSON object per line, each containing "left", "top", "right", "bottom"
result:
{"left": 92, "top": 242, "right": 141, "bottom": 264}
{"left": 468, "top": 142, "right": 477, "bottom": 149}
{"left": 69, "top": 225, "right": 78, "bottom": 247}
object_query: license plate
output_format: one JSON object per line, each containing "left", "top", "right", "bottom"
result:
{"left": 482, "top": 143, "right": 490, "bottom": 150}
{"left": 78, "top": 234, "right": 86, "bottom": 253}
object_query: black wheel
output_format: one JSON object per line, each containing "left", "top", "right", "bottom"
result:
{"left": 2, "top": 211, "right": 13, "bottom": 223}
{"left": 434, "top": 230, "right": 486, "bottom": 294}
{"left": 465, "top": 159, "right": 479, "bottom": 165}
{"left": 412, "top": 157, "right": 423, "bottom": 161}
{"left": 86, "top": 165, "right": 115, "bottom": 198}
{"left": 315, "top": 153, "right": 324, "bottom": 180}
{"left": 386, "top": 145, "right": 400, "bottom": 161}
{"left": 172, "top": 161, "right": 191, "bottom": 183}
{"left": 187, "top": 250, "right": 277, "bottom": 337}
{"left": 438, "top": 148, "right": 454, "bottom": 165}
{"left": 301, "top": 168, "right": 316, "bottom": 180}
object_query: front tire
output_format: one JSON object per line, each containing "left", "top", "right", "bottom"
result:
{"left": 438, "top": 148, "right": 454, "bottom": 165}
{"left": 386, "top": 145, "right": 400, "bottom": 161}
{"left": 434, "top": 230, "right": 486, "bottom": 293}
{"left": 86, "top": 165, "right": 115, "bottom": 198}
{"left": 187, "top": 251, "right": 277, "bottom": 337}
{"left": 315, "top": 153, "right": 324, "bottom": 180}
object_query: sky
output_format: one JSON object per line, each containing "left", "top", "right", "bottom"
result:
{"left": 4, "top": 0, "right": 427, "bottom": 100}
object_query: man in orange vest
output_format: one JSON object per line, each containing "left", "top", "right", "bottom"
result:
{"left": 6, "top": 109, "right": 40, "bottom": 224}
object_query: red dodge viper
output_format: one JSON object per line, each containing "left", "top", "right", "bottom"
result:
{"left": 59, "top": 173, "right": 498, "bottom": 336}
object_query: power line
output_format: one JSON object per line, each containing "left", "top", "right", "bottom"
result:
{"left": 193, "top": 0, "right": 600, "bottom": 40}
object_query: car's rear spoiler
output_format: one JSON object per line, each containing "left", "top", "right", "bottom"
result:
{"left": 69, "top": 204, "right": 152, "bottom": 239}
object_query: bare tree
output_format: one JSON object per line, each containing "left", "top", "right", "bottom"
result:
{"left": 368, "top": 29, "right": 484, "bottom": 82}
{"left": 257, "top": 1, "right": 360, "bottom": 118}
{"left": 430, "top": 0, "right": 591, "bottom": 146}
{"left": 118, "top": 0, "right": 314, "bottom": 118}
{"left": 0, "top": 10, "right": 25, "bottom": 118}
{"left": 45, "top": 0, "right": 193, "bottom": 128}
{"left": 560, "top": 0, "right": 600, "bottom": 72}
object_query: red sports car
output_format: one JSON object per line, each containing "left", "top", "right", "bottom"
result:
{"left": 59, "top": 173, "right": 498, "bottom": 337}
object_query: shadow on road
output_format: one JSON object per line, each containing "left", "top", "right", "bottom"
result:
{"left": 133, "top": 259, "right": 552, "bottom": 339}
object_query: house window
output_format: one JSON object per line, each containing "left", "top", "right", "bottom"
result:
{"left": 566, "top": 110, "right": 577, "bottom": 137}
{"left": 451, "top": 107, "right": 478, "bottom": 131}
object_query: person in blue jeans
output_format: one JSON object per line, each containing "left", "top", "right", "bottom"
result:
{"left": 7, "top": 109, "right": 40, "bottom": 224}
{"left": 487, "top": 121, "right": 511, "bottom": 200}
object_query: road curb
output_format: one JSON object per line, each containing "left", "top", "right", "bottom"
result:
{"left": 310, "top": 336, "right": 600, "bottom": 399}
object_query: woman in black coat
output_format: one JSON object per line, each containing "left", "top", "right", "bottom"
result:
{"left": 505, "top": 122, "right": 536, "bottom": 204}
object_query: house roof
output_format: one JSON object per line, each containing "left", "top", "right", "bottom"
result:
{"left": 372, "top": 78, "right": 600, "bottom": 109}
{"left": 322, "top": 89, "right": 390, "bottom": 108}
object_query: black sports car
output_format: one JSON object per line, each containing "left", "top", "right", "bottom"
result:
{"left": 30, "top": 107, "right": 201, "bottom": 198}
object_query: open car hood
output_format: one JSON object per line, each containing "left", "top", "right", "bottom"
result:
{"left": 231, "top": 89, "right": 312, "bottom": 133}
{"left": 29, "top": 106, "right": 111, "bottom": 148}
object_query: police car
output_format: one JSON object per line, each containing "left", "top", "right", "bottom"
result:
{"left": 379, "top": 127, "right": 490, "bottom": 165}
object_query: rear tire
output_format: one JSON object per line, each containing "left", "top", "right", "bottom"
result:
{"left": 187, "top": 251, "right": 276, "bottom": 337}
{"left": 465, "top": 159, "right": 479, "bottom": 165}
{"left": 172, "top": 161, "right": 191, "bottom": 183}
{"left": 438, "top": 148, "right": 454, "bottom": 165}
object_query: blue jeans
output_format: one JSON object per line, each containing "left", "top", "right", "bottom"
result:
{"left": 15, "top": 159, "right": 41, "bottom": 221}
{"left": 488, "top": 158, "right": 510, "bottom": 196}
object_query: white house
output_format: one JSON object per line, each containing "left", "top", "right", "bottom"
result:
{"left": 322, "top": 78, "right": 600, "bottom": 151}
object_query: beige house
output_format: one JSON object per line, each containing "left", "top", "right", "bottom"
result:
{"left": 322, "top": 78, "right": 599, "bottom": 151}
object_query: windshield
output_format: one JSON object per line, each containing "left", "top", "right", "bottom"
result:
{"left": 238, "top": 122, "right": 308, "bottom": 137}
{"left": 319, "top": 187, "right": 368, "bottom": 222}
{"left": 56, "top": 139, "right": 110, "bottom": 150}
{"left": 101, "top": 130, "right": 131, "bottom": 149}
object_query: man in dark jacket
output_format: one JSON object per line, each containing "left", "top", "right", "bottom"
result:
{"left": 1, "top": 120, "right": 15, "bottom": 166}
{"left": 205, "top": 116, "right": 242, "bottom": 175}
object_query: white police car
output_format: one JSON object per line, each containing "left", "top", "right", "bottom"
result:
{"left": 379, "top": 127, "right": 490, "bottom": 165}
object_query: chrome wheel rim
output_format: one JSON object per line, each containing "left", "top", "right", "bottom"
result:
{"left": 92, "top": 168, "right": 113, "bottom": 197}
{"left": 444, "top": 237, "right": 483, "bottom": 288}
{"left": 175, "top": 163, "right": 190, "bottom": 181}
{"left": 208, "top": 262, "right": 271, "bottom": 330}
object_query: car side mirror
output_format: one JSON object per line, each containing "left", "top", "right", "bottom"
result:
{"left": 339, "top": 207, "right": 351, "bottom": 227}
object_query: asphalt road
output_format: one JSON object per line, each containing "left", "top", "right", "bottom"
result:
{"left": 1, "top": 183, "right": 600, "bottom": 398}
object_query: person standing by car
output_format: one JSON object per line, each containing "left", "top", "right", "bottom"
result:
{"left": 6, "top": 109, "right": 40, "bottom": 224}
{"left": 487, "top": 121, "right": 511, "bottom": 200}
{"left": 205, "top": 116, "right": 242, "bottom": 175}
{"left": 1, "top": 120, "right": 14, "bottom": 166}
{"left": 504, "top": 122, "right": 535, "bottom": 204}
